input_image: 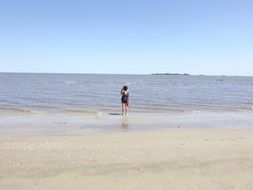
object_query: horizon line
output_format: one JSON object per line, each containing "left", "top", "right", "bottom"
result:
{"left": 0, "top": 71, "right": 252, "bottom": 77}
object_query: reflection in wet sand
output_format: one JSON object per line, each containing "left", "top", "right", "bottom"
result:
{"left": 121, "top": 117, "right": 129, "bottom": 131}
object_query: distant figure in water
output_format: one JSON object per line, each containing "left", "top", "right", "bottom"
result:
{"left": 121, "top": 86, "right": 129, "bottom": 115}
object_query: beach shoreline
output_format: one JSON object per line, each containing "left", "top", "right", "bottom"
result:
{"left": 0, "top": 110, "right": 252, "bottom": 134}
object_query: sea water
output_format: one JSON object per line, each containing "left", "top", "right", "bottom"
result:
{"left": 0, "top": 73, "right": 253, "bottom": 114}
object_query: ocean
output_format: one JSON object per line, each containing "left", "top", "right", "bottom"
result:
{"left": 0, "top": 73, "right": 253, "bottom": 114}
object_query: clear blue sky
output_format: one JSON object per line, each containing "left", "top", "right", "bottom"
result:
{"left": 0, "top": 0, "right": 252, "bottom": 75}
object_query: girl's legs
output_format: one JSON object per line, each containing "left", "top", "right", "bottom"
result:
{"left": 125, "top": 104, "right": 128, "bottom": 115}
{"left": 122, "top": 103, "right": 125, "bottom": 115}
{"left": 122, "top": 103, "right": 128, "bottom": 115}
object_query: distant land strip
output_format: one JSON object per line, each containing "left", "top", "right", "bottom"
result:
{"left": 151, "top": 73, "right": 190, "bottom": 75}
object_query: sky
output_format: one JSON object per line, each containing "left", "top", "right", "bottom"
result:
{"left": 0, "top": 0, "right": 252, "bottom": 75}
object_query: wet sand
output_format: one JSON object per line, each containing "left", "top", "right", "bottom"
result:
{"left": 1, "top": 128, "right": 253, "bottom": 190}
{"left": 0, "top": 111, "right": 253, "bottom": 134}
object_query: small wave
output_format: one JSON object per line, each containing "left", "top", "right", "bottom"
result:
{"left": 46, "top": 80, "right": 78, "bottom": 85}
{"left": 0, "top": 107, "right": 58, "bottom": 115}
{"left": 63, "top": 109, "right": 100, "bottom": 114}
{"left": 0, "top": 107, "right": 102, "bottom": 115}
{"left": 63, "top": 81, "right": 77, "bottom": 84}
{"left": 246, "top": 107, "right": 253, "bottom": 110}
{"left": 0, "top": 107, "right": 33, "bottom": 113}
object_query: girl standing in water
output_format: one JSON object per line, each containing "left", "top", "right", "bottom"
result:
{"left": 121, "top": 86, "right": 129, "bottom": 115}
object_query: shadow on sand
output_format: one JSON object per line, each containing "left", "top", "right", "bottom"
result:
{"left": 109, "top": 113, "right": 123, "bottom": 115}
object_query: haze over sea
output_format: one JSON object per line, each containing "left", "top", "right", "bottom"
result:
{"left": 1, "top": 73, "right": 253, "bottom": 114}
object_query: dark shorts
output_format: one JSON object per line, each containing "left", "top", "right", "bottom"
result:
{"left": 121, "top": 96, "right": 128, "bottom": 104}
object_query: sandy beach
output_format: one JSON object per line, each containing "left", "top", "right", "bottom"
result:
{"left": 1, "top": 112, "right": 253, "bottom": 190}
{"left": 1, "top": 0, "right": 253, "bottom": 188}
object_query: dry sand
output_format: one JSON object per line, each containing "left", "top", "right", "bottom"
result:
{"left": 0, "top": 129, "right": 253, "bottom": 190}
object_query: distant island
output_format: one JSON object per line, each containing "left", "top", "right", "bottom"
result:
{"left": 151, "top": 73, "right": 190, "bottom": 76}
